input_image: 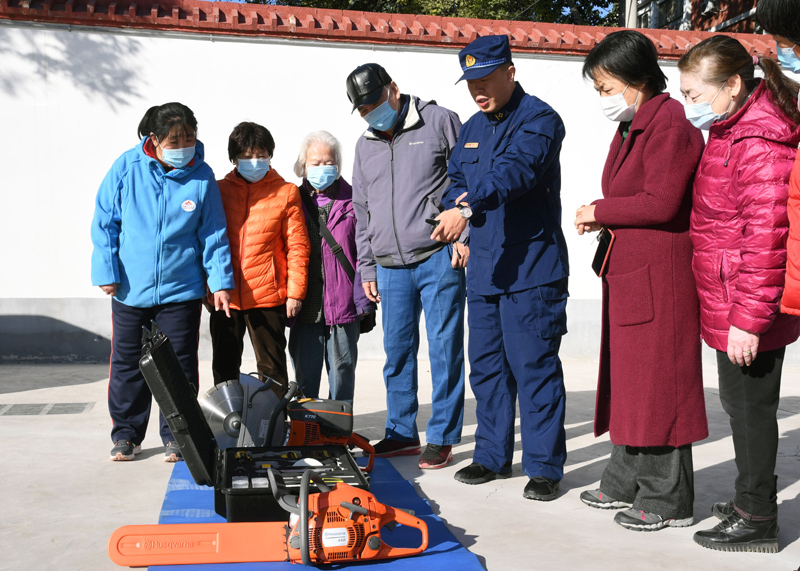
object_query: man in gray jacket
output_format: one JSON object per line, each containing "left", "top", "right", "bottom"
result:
{"left": 347, "top": 63, "right": 466, "bottom": 469}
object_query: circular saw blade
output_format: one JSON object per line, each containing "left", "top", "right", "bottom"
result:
{"left": 201, "top": 380, "right": 244, "bottom": 450}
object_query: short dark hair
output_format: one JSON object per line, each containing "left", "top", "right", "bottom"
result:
{"left": 757, "top": 0, "right": 800, "bottom": 45}
{"left": 582, "top": 30, "right": 667, "bottom": 94}
{"left": 137, "top": 102, "right": 197, "bottom": 141}
{"left": 227, "top": 122, "right": 275, "bottom": 163}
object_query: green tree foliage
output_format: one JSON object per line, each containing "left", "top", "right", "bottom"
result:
{"left": 249, "top": 0, "right": 619, "bottom": 27}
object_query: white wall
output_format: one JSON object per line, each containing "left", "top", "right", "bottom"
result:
{"left": 0, "top": 21, "right": 691, "bottom": 360}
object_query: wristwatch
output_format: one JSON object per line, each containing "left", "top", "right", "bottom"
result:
{"left": 457, "top": 204, "right": 473, "bottom": 220}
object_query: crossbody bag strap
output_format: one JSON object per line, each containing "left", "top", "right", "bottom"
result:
{"left": 300, "top": 188, "right": 356, "bottom": 282}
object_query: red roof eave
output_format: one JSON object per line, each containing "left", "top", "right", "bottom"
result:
{"left": 0, "top": 0, "right": 779, "bottom": 60}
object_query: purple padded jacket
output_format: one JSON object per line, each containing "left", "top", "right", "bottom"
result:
{"left": 300, "top": 178, "right": 374, "bottom": 326}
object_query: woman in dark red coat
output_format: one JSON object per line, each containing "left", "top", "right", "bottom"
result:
{"left": 574, "top": 30, "right": 707, "bottom": 532}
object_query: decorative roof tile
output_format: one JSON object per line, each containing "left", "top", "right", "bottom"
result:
{"left": 0, "top": 0, "right": 780, "bottom": 60}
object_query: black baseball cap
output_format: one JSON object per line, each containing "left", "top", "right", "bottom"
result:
{"left": 346, "top": 63, "right": 392, "bottom": 112}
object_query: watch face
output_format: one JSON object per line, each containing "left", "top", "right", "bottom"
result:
{"left": 459, "top": 205, "right": 473, "bottom": 219}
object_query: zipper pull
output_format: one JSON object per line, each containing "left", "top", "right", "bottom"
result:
{"left": 723, "top": 146, "right": 732, "bottom": 167}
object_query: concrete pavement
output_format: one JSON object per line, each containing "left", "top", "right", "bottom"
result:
{"left": 1, "top": 357, "right": 800, "bottom": 570}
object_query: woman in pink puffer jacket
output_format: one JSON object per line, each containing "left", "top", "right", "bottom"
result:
{"left": 679, "top": 35, "right": 800, "bottom": 553}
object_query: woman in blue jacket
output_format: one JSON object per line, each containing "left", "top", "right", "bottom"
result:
{"left": 91, "top": 102, "right": 234, "bottom": 462}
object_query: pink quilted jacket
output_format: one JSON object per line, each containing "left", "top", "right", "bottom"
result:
{"left": 691, "top": 81, "right": 800, "bottom": 352}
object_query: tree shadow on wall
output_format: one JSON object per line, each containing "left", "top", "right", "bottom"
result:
{"left": 0, "top": 26, "right": 145, "bottom": 109}
{"left": 0, "top": 315, "right": 110, "bottom": 364}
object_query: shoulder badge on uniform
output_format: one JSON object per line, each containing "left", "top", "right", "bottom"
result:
{"left": 465, "top": 55, "right": 476, "bottom": 68}
{"left": 464, "top": 142, "right": 479, "bottom": 148}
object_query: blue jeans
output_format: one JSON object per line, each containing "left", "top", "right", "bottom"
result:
{"left": 376, "top": 246, "right": 466, "bottom": 446}
{"left": 288, "top": 321, "right": 360, "bottom": 406}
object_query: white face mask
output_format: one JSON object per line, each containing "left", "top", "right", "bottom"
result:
{"left": 600, "top": 84, "right": 640, "bottom": 122}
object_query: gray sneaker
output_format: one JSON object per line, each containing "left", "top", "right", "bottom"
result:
{"left": 110, "top": 440, "right": 142, "bottom": 461}
{"left": 580, "top": 489, "right": 632, "bottom": 510}
{"left": 164, "top": 441, "right": 182, "bottom": 463}
{"left": 614, "top": 508, "right": 694, "bottom": 531}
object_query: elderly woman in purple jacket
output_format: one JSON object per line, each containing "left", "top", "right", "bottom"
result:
{"left": 288, "top": 131, "right": 375, "bottom": 406}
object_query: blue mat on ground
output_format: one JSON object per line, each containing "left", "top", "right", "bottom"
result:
{"left": 151, "top": 457, "right": 483, "bottom": 570}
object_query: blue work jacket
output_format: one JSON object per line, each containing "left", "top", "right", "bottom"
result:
{"left": 91, "top": 138, "right": 234, "bottom": 308}
{"left": 444, "top": 83, "right": 569, "bottom": 296}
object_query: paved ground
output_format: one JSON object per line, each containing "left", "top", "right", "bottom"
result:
{"left": 2, "top": 356, "right": 800, "bottom": 570}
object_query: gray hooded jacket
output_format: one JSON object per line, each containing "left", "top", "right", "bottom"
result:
{"left": 352, "top": 96, "right": 461, "bottom": 281}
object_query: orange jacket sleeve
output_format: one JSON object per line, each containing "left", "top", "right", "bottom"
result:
{"left": 283, "top": 184, "right": 310, "bottom": 300}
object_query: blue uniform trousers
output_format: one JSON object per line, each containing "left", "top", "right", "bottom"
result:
{"left": 109, "top": 298, "right": 201, "bottom": 446}
{"left": 467, "top": 281, "right": 567, "bottom": 481}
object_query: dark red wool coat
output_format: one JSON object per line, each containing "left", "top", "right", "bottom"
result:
{"left": 592, "top": 94, "right": 709, "bottom": 447}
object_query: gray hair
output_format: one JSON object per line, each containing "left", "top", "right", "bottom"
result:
{"left": 293, "top": 130, "right": 343, "bottom": 179}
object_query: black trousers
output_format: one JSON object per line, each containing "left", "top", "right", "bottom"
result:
{"left": 209, "top": 306, "right": 287, "bottom": 388}
{"left": 109, "top": 298, "right": 201, "bottom": 445}
{"left": 717, "top": 347, "right": 785, "bottom": 520}
{"left": 599, "top": 444, "right": 694, "bottom": 519}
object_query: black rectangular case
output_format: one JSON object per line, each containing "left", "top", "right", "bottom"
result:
{"left": 139, "top": 325, "right": 369, "bottom": 522}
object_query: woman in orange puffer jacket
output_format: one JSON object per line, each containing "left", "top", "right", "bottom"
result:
{"left": 209, "top": 122, "right": 310, "bottom": 389}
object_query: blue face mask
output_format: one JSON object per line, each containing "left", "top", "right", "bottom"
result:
{"left": 684, "top": 85, "right": 730, "bottom": 130}
{"left": 237, "top": 158, "right": 270, "bottom": 183}
{"left": 160, "top": 145, "right": 195, "bottom": 168}
{"left": 307, "top": 165, "right": 338, "bottom": 191}
{"left": 777, "top": 44, "right": 800, "bottom": 74}
{"left": 363, "top": 99, "right": 399, "bottom": 131}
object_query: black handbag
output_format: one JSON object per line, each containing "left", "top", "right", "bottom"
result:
{"left": 300, "top": 189, "right": 376, "bottom": 334}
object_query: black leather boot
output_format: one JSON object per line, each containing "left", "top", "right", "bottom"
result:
{"left": 712, "top": 498, "right": 735, "bottom": 519}
{"left": 693, "top": 512, "right": 778, "bottom": 553}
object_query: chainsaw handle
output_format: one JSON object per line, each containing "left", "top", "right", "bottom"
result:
{"left": 264, "top": 381, "right": 298, "bottom": 446}
{"left": 349, "top": 432, "right": 375, "bottom": 472}
{"left": 299, "top": 469, "right": 333, "bottom": 566}
{"left": 267, "top": 467, "right": 300, "bottom": 515}
{"left": 299, "top": 469, "right": 312, "bottom": 566}
{"left": 376, "top": 506, "right": 429, "bottom": 560}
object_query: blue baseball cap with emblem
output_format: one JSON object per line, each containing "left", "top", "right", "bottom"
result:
{"left": 457, "top": 35, "right": 512, "bottom": 83}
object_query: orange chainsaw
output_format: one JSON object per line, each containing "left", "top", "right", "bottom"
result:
{"left": 107, "top": 469, "right": 428, "bottom": 567}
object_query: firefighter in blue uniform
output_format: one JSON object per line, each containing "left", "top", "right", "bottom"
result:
{"left": 432, "top": 34, "right": 569, "bottom": 500}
